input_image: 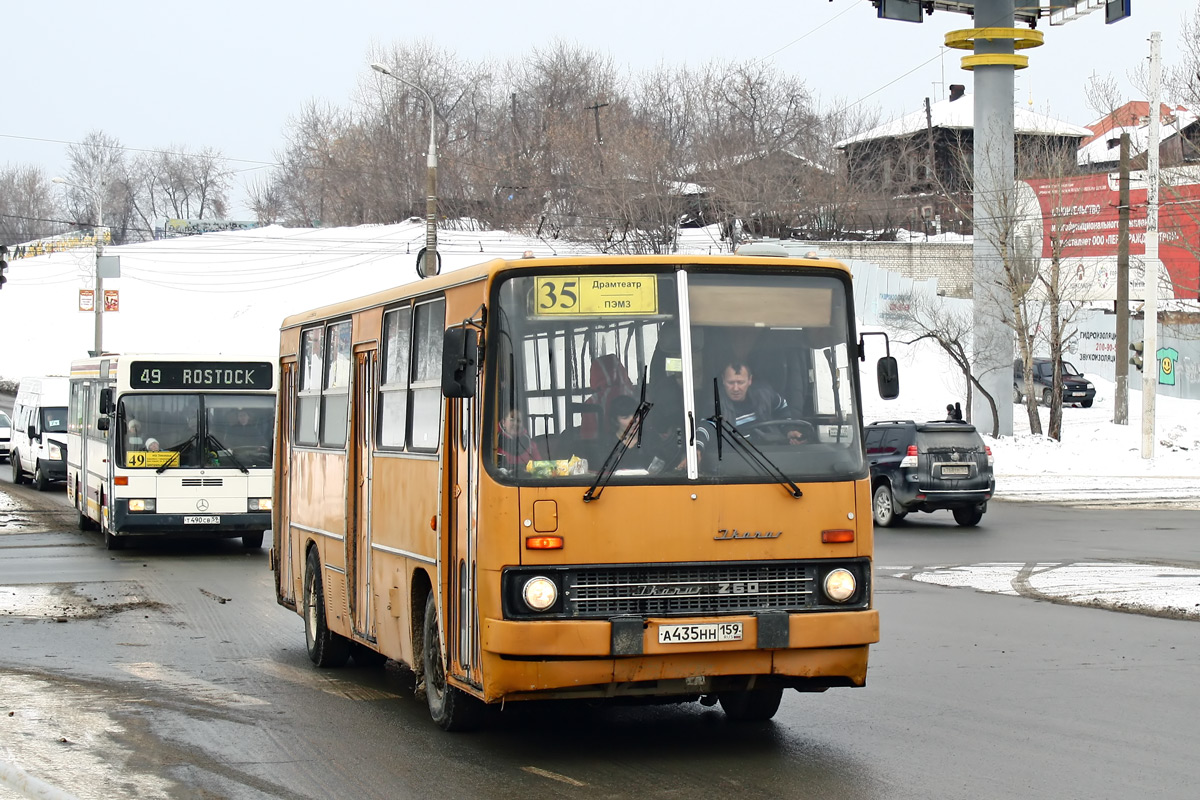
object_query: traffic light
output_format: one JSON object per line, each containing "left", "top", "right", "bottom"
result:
{"left": 1130, "top": 340, "right": 1144, "bottom": 372}
{"left": 0, "top": 245, "right": 8, "bottom": 290}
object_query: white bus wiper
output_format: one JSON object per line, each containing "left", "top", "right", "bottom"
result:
{"left": 583, "top": 374, "right": 652, "bottom": 503}
{"left": 156, "top": 433, "right": 198, "bottom": 474}
{"left": 705, "top": 378, "right": 802, "bottom": 499}
{"left": 206, "top": 432, "right": 249, "bottom": 474}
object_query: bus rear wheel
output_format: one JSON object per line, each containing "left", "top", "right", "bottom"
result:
{"left": 718, "top": 686, "right": 784, "bottom": 722}
{"left": 422, "top": 592, "right": 482, "bottom": 731}
{"left": 304, "top": 548, "right": 350, "bottom": 668}
{"left": 11, "top": 453, "right": 26, "bottom": 484}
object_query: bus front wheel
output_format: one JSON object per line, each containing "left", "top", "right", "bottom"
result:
{"left": 422, "top": 592, "right": 482, "bottom": 731}
{"left": 104, "top": 530, "right": 125, "bottom": 551}
{"left": 242, "top": 531, "right": 265, "bottom": 549}
{"left": 304, "top": 548, "right": 350, "bottom": 668}
{"left": 718, "top": 686, "right": 784, "bottom": 722}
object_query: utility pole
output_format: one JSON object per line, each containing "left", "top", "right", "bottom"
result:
{"left": 1142, "top": 32, "right": 1162, "bottom": 459}
{"left": 586, "top": 101, "right": 609, "bottom": 175}
{"left": 1114, "top": 133, "right": 1130, "bottom": 425}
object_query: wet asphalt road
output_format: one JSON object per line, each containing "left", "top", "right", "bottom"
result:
{"left": 1, "top": 478, "right": 1197, "bottom": 800}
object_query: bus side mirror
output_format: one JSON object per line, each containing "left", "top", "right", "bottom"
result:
{"left": 27, "top": 424, "right": 37, "bottom": 440}
{"left": 99, "top": 388, "right": 113, "bottom": 415}
{"left": 877, "top": 356, "right": 899, "bottom": 399}
{"left": 97, "top": 417, "right": 110, "bottom": 431}
{"left": 442, "top": 328, "right": 479, "bottom": 398}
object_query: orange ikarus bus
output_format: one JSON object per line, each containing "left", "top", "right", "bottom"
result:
{"left": 273, "top": 249, "right": 899, "bottom": 730}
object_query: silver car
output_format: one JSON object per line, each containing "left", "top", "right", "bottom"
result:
{"left": 0, "top": 410, "right": 11, "bottom": 461}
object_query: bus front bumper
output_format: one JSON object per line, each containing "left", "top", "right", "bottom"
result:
{"left": 477, "top": 609, "right": 878, "bottom": 700}
{"left": 110, "top": 508, "right": 272, "bottom": 536}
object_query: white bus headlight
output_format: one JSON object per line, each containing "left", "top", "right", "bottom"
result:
{"left": 823, "top": 568, "right": 857, "bottom": 603}
{"left": 128, "top": 499, "right": 155, "bottom": 513}
{"left": 522, "top": 576, "right": 558, "bottom": 611}
{"left": 248, "top": 498, "right": 273, "bottom": 512}
{"left": 48, "top": 443, "right": 64, "bottom": 460}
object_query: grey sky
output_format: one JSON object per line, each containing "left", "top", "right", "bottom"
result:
{"left": 2, "top": 1, "right": 1189, "bottom": 217}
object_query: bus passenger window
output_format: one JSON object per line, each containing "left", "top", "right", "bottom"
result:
{"left": 321, "top": 320, "right": 352, "bottom": 448}
{"left": 379, "top": 306, "right": 412, "bottom": 448}
{"left": 409, "top": 298, "right": 445, "bottom": 452}
{"left": 297, "top": 327, "right": 323, "bottom": 446}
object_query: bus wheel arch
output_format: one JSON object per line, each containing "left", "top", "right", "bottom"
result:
{"left": 303, "top": 545, "right": 350, "bottom": 667}
{"left": 421, "top": 591, "right": 482, "bottom": 731}
{"left": 410, "top": 568, "right": 433, "bottom": 682}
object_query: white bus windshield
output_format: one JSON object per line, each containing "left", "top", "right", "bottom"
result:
{"left": 119, "top": 394, "right": 274, "bottom": 470}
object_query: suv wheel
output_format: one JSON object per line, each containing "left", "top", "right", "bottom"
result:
{"left": 1041, "top": 388, "right": 1053, "bottom": 407}
{"left": 952, "top": 506, "right": 984, "bottom": 527}
{"left": 1013, "top": 384, "right": 1022, "bottom": 404}
{"left": 872, "top": 483, "right": 904, "bottom": 527}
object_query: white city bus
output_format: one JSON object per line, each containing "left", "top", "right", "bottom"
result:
{"left": 67, "top": 354, "right": 277, "bottom": 550}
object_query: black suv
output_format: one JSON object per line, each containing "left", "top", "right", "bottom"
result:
{"left": 1013, "top": 358, "right": 1096, "bottom": 408}
{"left": 865, "top": 420, "right": 995, "bottom": 528}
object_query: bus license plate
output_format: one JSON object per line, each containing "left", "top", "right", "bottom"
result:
{"left": 941, "top": 465, "right": 970, "bottom": 476}
{"left": 658, "top": 622, "right": 742, "bottom": 644}
{"left": 184, "top": 515, "right": 221, "bottom": 525}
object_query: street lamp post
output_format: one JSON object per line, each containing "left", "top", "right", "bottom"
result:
{"left": 53, "top": 176, "right": 105, "bottom": 355}
{"left": 371, "top": 61, "right": 439, "bottom": 277}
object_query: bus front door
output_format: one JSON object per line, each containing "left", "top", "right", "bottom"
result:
{"left": 444, "top": 392, "right": 482, "bottom": 688}
{"left": 348, "top": 349, "right": 376, "bottom": 640}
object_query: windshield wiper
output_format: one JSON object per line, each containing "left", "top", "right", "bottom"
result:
{"left": 583, "top": 372, "right": 652, "bottom": 503}
{"left": 206, "top": 432, "right": 249, "bottom": 474}
{"left": 705, "top": 378, "right": 802, "bottom": 499}
{"left": 156, "top": 433, "right": 198, "bottom": 474}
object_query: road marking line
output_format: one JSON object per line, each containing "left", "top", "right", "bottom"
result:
{"left": 521, "top": 766, "right": 587, "bottom": 786}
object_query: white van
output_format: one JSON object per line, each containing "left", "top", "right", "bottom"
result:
{"left": 10, "top": 376, "right": 70, "bottom": 490}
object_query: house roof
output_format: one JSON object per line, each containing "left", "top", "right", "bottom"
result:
{"left": 1077, "top": 102, "right": 1198, "bottom": 167}
{"left": 835, "top": 93, "right": 1093, "bottom": 149}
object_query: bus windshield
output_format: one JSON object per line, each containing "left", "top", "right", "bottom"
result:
{"left": 490, "top": 268, "right": 864, "bottom": 485}
{"left": 119, "top": 394, "right": 274, "bottom": 469}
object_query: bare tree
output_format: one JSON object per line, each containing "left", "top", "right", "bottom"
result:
{"left": 0, "top": 164, "right": 64, "bottom": 244}
{"left": 889, "top": 290, "right": 1002, "bottom": 436}
{"left": 63, "top": 130, "right": 131, "bottom": 243}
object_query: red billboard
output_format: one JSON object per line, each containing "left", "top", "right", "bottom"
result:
{"left": 1022, "top": 170, "right": 1200, "bottom": 301}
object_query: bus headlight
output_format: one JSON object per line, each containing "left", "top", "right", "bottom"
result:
{"left": 823, "top": 568, "right": 857, "bottom": 603}
{"left": 128, "top": 499, "right": 155, "bottom": 513}
{"left": 48, "top": 443, "right": 64, "bottom": 460}
{"left": 521, "top": 576, "right": 558, "bottom": 611}
{"left": 248, "top": 498, "right": 273, "bottom": 512}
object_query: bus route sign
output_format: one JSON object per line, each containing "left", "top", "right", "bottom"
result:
{"left": 534, "top": 275, "right": 658, "bottom": 316}
{"left": 129, "top": 361, "right": 274, "bottom": 390}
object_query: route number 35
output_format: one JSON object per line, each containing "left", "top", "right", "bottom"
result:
{"left": 537, "top": 279, "right": 579, "bottom": 311}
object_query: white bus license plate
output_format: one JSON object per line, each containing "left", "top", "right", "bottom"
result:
{"left": 658, "top": 622, "right": 742, "bottom": 644}
{"left": 184, "top": 515, "right": 221, "bottom": 525}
